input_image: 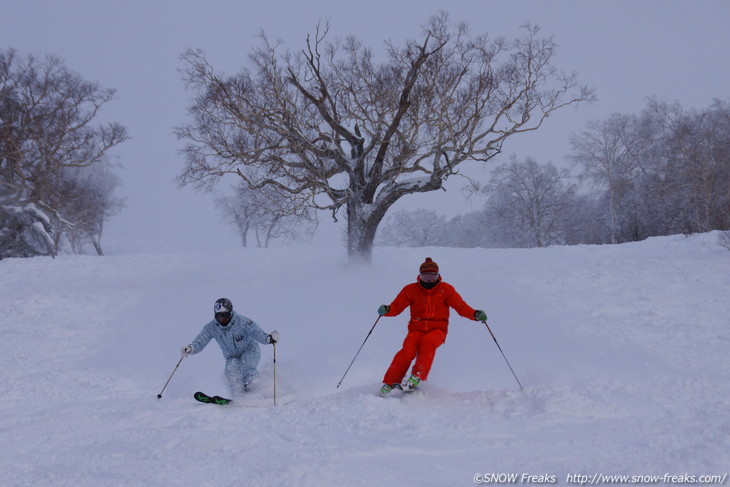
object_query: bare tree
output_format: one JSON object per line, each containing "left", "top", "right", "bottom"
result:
{"left": 719, "top": 230, "right": 730, "bottom": 251}
{"left": 659, "top": 100, "right": 730, "bottom": 233}
{"left": 217, "top": 182, "right": 317, "bottom": 247}
{"left": 484, "top": 156, "right": 576, "bottom": 247}
{"left": 620, "top": 99, "right": 730, "bottom": 238}
{"left": 0, "top": 49, "right": 128, "bottom": 258}
{"left": 216, "top": 192, "right": 255, "bottom": 248}
{"left": 377, "top": 208, "right": 447, "bottom": 247}
{"left": 569, "top": 114, "right": 644, "bottom": 244}
{"left": 177, "top": 13, "right": 594, "bottom": 261}
{"left": 60, "top": 161, "right": 125, "bottom": 255}
{"left": 409, "top": 98, "right": 729, "bottom": 249}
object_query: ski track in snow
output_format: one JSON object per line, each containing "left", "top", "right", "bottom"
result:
{"left": 1, "top": 234, "right": 729, "bottom": 486}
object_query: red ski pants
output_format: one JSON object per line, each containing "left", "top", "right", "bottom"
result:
{"left": 382, "top": 329, "right": 447, "bottom": 385}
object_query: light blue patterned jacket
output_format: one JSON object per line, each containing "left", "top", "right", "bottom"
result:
{"left": 189, "top": 311, "right": 270, "bottom": 359}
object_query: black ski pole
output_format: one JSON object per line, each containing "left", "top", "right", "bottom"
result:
{"left": 336, "top": 315, "right": 381, "bottom": 388}
{"left": 273, "top": 342, "right": 277, "bottom": 406}
{"left": 482, "top": 321, "right": 524, "bottom": 391}
{"left": 157, "top": 355, "right": 185, "bottom": 398}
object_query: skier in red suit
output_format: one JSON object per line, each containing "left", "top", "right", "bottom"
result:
{"left": 377, "top": 257, "right": 487, "bottom": 396}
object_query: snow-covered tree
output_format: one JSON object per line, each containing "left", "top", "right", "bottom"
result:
{"left": 176, "top": 14, "right": 594, "bottom": 261}
{"left": 0, "top": 49, "right": 127, "bottom": 258}
{"left": 0, "top": 203, "right": 55, "bottom": 258}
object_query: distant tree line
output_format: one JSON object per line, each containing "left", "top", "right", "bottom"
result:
{"left": 0, "top": 49, "right": 126, "bottom": 259}
{"left": 378, "top": 98, "right": 730, "bottom": 248}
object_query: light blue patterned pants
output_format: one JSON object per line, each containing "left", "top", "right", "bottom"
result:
{"left": 224, "top": 346, "right": 261, "bottom": 396}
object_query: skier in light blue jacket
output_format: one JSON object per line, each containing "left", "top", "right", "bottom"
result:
{"left": 181, "top": 298, "right": 279, "bottom": 396}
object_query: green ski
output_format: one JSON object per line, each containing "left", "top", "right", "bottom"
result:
{"left": 194, "top": 391, "right": 232, "bottom": 405}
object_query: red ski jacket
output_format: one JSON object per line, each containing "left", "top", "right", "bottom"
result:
{"left": 385, "top": 279, "right": 476, "bottom": 334}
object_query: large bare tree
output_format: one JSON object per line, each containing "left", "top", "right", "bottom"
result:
{"left": 177, "top": 13, "right": 594, "bottom": 260}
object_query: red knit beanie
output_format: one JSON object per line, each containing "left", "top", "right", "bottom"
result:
{"left": 419, "top": 257, "right": 439, "bottom": 274}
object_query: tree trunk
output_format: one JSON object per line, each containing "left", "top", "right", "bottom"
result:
{"left": 255, "top": 227, "right": 262, "bottom": 248}
{"left": 608, "top": 182, "right": 618, "bottom": 244}
{"left": 346, "top": 199, "right": 388, "bottom": 263}
{"left": 92, "top": 238, "right": 104, "bottom": 256}
{"left": 93, "top": 221, "right": 105, "bottom": 256}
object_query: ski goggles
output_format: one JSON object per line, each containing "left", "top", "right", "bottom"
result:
{"left": 419, "top": 272, "right": 439, "bottom": 283}
{"left": 215, "top": 311, "right": 232, "bottom": 323}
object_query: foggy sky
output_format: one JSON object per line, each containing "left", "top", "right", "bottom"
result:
{"left": 2, "top": 0, "right": 729, "bottom": 253}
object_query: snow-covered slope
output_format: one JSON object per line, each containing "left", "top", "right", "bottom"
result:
{"left": 1, "top": 234, "right": 728, "bottom": 486}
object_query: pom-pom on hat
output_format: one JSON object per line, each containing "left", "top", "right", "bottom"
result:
{"left": 419, "top": 257, "right": 439, "bottom": 274}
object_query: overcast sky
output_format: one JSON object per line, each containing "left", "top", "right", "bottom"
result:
{"left": 3, "top": 0, "right": 729, "bottom": 253}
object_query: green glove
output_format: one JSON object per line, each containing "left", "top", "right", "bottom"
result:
{"left": 378, "top": 304, "right": 390, "bottom": 316}
{"left": 474, "top": 309, "right": 487, "bottom": 322}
